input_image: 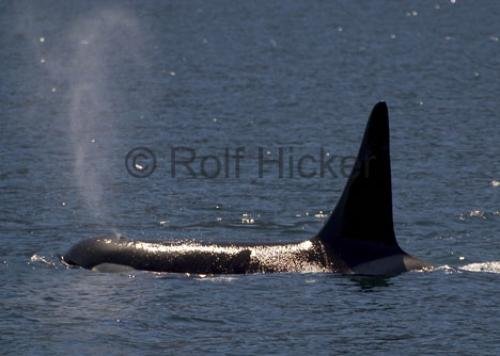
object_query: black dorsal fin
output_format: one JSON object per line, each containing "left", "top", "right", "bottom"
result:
{"left": 317, "top": 102, "right": 401, "bottom": 250}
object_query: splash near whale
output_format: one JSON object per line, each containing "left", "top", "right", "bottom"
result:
{"left": 63, "top": 102, "right": 431, "bottom": 276}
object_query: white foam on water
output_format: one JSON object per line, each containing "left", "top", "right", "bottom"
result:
{"left": 241, "top": 213, "right": 255, "bottom": 224}
{"left": 460, "top": 262, "right": 500, "bottom": 274}
{"left": 196, "top": 275, "right": 239, "bottom": 283}
{"left": 314, "top": 210, "right": 328, "bottom": 219}
{"left": 29, "top": 254, "right": 56, "bottom": 267}
{"left": 432, "top": 265, "right": 459, "bottom": 274}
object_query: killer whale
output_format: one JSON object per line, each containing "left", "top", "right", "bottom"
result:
{"left": 63, "top": 102, "right": 431, "bottom": 276}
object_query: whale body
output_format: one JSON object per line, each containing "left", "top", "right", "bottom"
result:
{"left": 63, "top": 102, "right": 431, "bottom": 276}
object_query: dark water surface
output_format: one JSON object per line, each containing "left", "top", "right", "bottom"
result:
{"left": 1, "top": 0, "right": 500, "bottom": 354}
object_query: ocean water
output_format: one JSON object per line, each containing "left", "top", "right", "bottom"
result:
{"left": 1, "top": 0, "right": 500, "bottom": 354}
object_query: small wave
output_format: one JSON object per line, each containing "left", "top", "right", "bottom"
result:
{"left": 460, "top": 262, "right": 500, "bottom": 274}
